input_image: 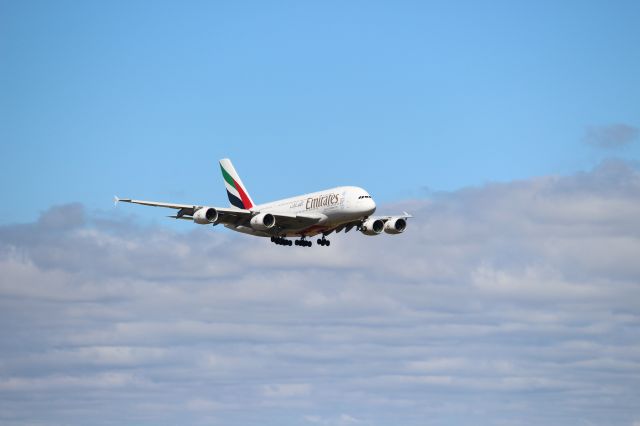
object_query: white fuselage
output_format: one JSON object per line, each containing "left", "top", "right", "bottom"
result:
{"left": 225, "top": 186, "right": 376, "bottom": 237}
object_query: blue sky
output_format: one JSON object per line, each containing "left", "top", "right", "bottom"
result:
{"left": 2, "top": 1, "right": 639, "bottom": 224}
{"left": 1, "top": 3, "right": 640, "bottom": 425}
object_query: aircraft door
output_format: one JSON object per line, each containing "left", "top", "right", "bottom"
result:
{"left": 341, "top": 189, "right": 348, "bottom": 211}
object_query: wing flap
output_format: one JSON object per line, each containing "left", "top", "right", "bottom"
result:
{"left": 271, "top": 213, "right": 325, "bottom": 230}
{"left": 216, "top": 208, "right": 253, "bottom": 226}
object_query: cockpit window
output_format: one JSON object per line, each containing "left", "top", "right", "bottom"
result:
{"left": 358, "top": 195, "right": 371, "bottom": 199}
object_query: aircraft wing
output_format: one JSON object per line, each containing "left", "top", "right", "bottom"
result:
{"left": 115, "top": 197, "right": 252, "bottom": 225}
{"left": 115, "top": 197, "right": 325, "bottom": 230}
{"left": 115, "top": 197, "right": 194, "bottom": 210}
{"left": 332, "top": 212, "right": 413, "bottom": 234}
{"left": 371, "top": 211, "right": 414, "bottom": 222}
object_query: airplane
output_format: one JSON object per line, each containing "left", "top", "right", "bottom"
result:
{"left": 115, "top": 158, "right": 412, "bottom": 247}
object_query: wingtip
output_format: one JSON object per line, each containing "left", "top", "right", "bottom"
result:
{"left": 114, "top": 195, "right": 120, "bottom": 207}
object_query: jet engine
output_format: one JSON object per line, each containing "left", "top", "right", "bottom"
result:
{"left": 193, "top": 207, "right": 219, "bottom": 224}
{"left": 250, "top": 213, "right": 276, "bottom": 231}
{"left": 360, "top": 218, "right": 385, "bottom": 236}
{"left": 384, "top": 217, "right": 407, "bottom": 234}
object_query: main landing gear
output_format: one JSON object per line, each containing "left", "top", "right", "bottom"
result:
{"left": 271, "top": 235, "right": 331, "bottom": 247}
{"left": 317, "top": 236, "right": 330, "bottom": 247}
{"left": 271, "top": 236, "right": 292, "bottom": 246}
{"left": 295, "top": 238, "right": 312, "bottom": 247}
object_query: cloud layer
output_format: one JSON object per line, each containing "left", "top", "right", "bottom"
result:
{"left": 1, "top": 161, "right": 639, "bottom": 426}
{"left": 584, "top": 124, "right": 639, "bottom": 148}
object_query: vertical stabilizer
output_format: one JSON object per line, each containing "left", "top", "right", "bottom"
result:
{"left": 219, "top": 159, "right": 255, "bottom": 210}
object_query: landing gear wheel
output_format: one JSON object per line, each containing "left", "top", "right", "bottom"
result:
{"left": 272, "top": 236, "right": 292, "bottom": 246}
{"left": 297, "top": 238, "right": 312, "bottom": 247}
{"left": 317, "top": 236, "right": 330, "bottom": 246}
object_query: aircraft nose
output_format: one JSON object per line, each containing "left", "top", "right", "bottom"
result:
{"left": 367, "top": 198, "right": 377, "bottom": 215}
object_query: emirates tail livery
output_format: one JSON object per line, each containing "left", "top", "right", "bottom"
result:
{"left": 115, "top": 159, "right": 412, "bottom": 247}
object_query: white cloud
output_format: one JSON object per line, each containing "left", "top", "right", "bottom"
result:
{"left": 584, "top": 124, "right": 639, "bottom": 148}
{"left": 0, "top": 373, "right": 148, "bottom": 391}
{"left": 186, "top": 398, "right": 222, "bottom": 412}
{"left": 0, "top": 161, "right": 639, "bottom": 425}
{"left": 304, "top": 414, "right": 362, "bottom": 425}
{"left": 262, "top": 383, "right": 312, "bottom": 398}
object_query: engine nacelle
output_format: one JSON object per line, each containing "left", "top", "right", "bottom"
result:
{"left": 384, "top": 217, "right": 407, "bottom": 234}
{"left": 250, "top": 213, "right": 276, "bottom": 231}
{"left": 193, "top": 207, "right": 218, "bottom": 225}
{"left": 360, "top": 218, "right": 385, "bottom": 236}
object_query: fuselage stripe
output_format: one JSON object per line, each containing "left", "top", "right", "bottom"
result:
{"left": 220, "top": 165, "right": 236, "bottom": 187}
{"left": 221, "top": 164, "right": 253, "bottom": 209}
{"left": 224, "top": 180, "right": 240, "bottom": 198}
{"left": 233, "top": 178, "right": 253, "bottom": 209}
{"left": 227, "top": 190, "right": 245, "bottom": 209}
